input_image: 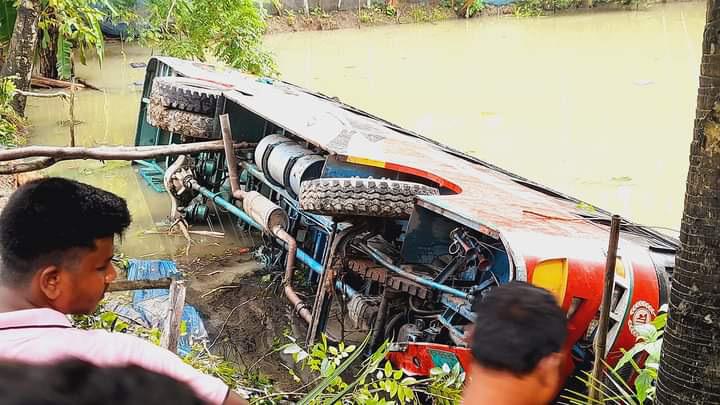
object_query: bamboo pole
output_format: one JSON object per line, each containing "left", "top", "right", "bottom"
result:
{"left": 160, "top": 279, "right": 186, "bottom": 354}
{"left": 588, "top": 214, "right": 622, "bottom": 401}
{"left": 107, "top": 278, "right": 173, "bottom": 292}
{"left": 68, "top": 78, "right": 76, "bottom": 147}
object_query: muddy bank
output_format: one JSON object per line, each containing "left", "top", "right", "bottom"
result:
{"left": 0, "top": 175, "right": 13, "bottom": 211}
{"left": 266, "top": 1, "right": 457, "bottom": 33}
{"left": 265, "top": 0, "right": 693, "bottom": 34}
{"left": 176, "top": 249, "right": 301, "bottom": 390}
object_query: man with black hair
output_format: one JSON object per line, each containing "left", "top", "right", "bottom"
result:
{"left": 462, "top": 281, "right": 568, "bottom": 404}
{"left": 0, "top": 178, "right": 247, "bottom": 405}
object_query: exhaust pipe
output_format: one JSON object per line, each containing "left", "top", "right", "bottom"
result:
{"left": 219, "top": 114, "right": 313, "bottom": 325}
{"left": 274, "top": 226, "right": 313, "bottom": 324}
{"left": 220, "top": 114, "right": 245, "bottom": 201}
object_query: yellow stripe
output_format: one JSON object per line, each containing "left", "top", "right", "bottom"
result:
{"left": 346, "top": 156, "right": 387, "bottom": 168}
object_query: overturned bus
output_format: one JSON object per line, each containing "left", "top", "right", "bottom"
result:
{"left": 134, "top": 57, "right": 677, "bottom": 379}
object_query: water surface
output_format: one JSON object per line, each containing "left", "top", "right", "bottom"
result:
{"left": 26, "top": 3, "right": 705, "bottom": 256}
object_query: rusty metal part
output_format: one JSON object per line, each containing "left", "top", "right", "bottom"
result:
{"left": 306, "top": 224, "right": 366, "bottom": 345}
{"left": 242, "top": 190, "right": 288, "bottom": 232}
{"left": 274, "top": 226, "right": 312, "bottom": 325}
{"left": 221, "top": 113, "right": 289, "bottom": 233}
{"left": 220, "top": 113, "right": 244, "bottom": 200}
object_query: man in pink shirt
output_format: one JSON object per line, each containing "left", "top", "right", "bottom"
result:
{"left": 0, "top": 178, "right": 247, "bottom": 405}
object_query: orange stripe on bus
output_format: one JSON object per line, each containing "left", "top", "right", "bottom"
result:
{"left": 343, "top": 155, "right": 463, "bottom": 193}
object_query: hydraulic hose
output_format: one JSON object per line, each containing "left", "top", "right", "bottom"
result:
{"left": 354, "top": 242, "right": 472, "bottom": 301}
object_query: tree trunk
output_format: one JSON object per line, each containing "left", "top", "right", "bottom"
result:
{"left": 38, "top": 26, "right": 59, "bottom": 80}
{"left": 0, "top": 0, "right": 41, "bottom": 116}
{"left": 656, "top": 0, "right": 720, "bottom": 403}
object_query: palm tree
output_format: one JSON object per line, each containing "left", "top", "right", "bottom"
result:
{"left": 656, "top": 0, "right": 720, "bottom": 403}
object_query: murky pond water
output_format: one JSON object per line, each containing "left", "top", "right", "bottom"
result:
{"left": 26, "top": 2, "right": 704, "bottom": 255}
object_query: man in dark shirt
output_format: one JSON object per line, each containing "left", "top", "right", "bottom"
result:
{"left": 462, "top": 281, "right": 568, "bottom": 404}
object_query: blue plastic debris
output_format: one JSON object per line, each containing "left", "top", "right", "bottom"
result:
{"left": 122, "top": 259, "right": 207, "bottom": 356}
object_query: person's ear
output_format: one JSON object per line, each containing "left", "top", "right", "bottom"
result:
{"left": 535, "top": 352, "right": 563, "bottom": 388}
{"left": 37, "top": 266, "right": 63, "bottom": 300}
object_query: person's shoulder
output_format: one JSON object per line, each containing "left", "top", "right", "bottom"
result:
{"left": 79, "top": 329, "right": 172, "bottom": 359}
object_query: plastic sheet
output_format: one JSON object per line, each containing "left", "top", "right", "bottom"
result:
{"left": 121, "top": 259, "right": 208, "bottom": 356}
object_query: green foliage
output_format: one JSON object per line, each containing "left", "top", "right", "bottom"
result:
{"left": 562, "top": 305, "right": 667, "bottom": 404}
{"left": 0, "top": 76, "right": 25, "bottom": 147}
{"left": 72, "top": 303, "right": 163, "bottom": 344}
{"left": 368, "top": 1, "right": 396, "bottom": 17}
{"left": 513, "top": 0, "right": 579, "bottom": 16}
{"left": 408, "top": 6, "right": 432, "bottom": 22}
{"left": 357, "top": 2, "right": 395, "bottom": 25}
{"left": 512, "top": 0, "right": 640, "bottom": 16}
{"left": 56, "top": 36, "right": 73, "bottom": 79}
{"left": 283, "top": 334, "right": 464, "bottom": 404}
{"left": 440, "top": 0, "right": 485, "bottom": 18}
{"left": 144, "top": 0, "right": 278, "bottom": 77}
{"left": 406, "top": 5, "right": 446, "bottom": 23}
{"left": 183, "top": 343, "right": 275, "bottom": 392}
{"left": 38, "top": 0, "right": 117, "bottom": 78}
{"left": 284, "top": 9, "right": 297, "bottom": 26}
{"left": 466, "top": 0, "right": 485, "bottom": 17}
{"left": 513, "top": 0, "right": 547, "bottom": 17}
{"left": 73, "top": 303, "right": 276, "bottom": 399}
{"left": 427, "top": 364, "right": 465, "bottom": 405}
{"left": 112, "top": 253, "right": 131, "bottom": 271}
{"left": 310, "top": 5, "right": 329, "bottom": 18}
{"left": 0, "top": 0, "right": 16, "bottom": 43}
{"left": 0, "top": 0, "right": 127, "bottom": 79}
{"left": 358, "top": 9, "right": 375, "bottom": 24}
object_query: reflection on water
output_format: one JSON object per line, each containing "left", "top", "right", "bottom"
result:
{"left": 26, "top": 2, "right": 705, "bottom": 255}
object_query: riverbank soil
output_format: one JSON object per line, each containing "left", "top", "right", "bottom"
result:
{"left": 176, "top": 249, "right": 301, "bottom": 390}
{"left": 265, "top": 0, "right": 688, "bottom": 34}
{"left": 0, "top": 175, "right": 13, "bottom": 211}
{"left": 266, "top": 0, "right": 462, "bottom": 34}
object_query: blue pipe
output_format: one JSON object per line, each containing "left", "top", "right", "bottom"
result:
{"left": 194, "top": 183, "right": 357, "bottom": 298}
{"left": 195, "top": 183, "right": 261, "bottom": 230}
{"left": 357, "top": 243, "right": 472, "bottom": 300}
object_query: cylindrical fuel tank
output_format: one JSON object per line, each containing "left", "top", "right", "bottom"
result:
{"left": 289, "top": 155, "right": 324, "bottom": 196}
{"left": 254, "top": 134, "right": 292, "bottom": 186}
{"left": 267, "top": 143, "right": 310, "bottom": 188}
{"left": 254, "top": 134, "right": 325, "bottom": 197}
